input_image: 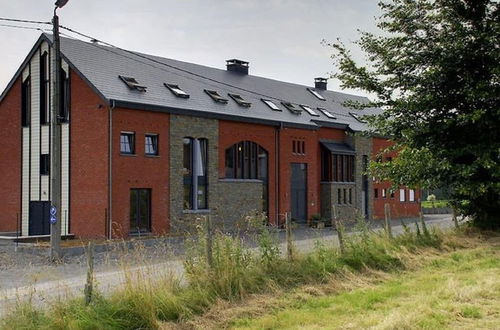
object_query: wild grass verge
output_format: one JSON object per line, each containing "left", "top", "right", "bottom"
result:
{"left": 0, "top": 218, "right": 469, "bottom": 330}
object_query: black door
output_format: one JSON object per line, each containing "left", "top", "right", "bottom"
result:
{"left": 29, "top": 201, "right": 51, "bottom": 236}
{"left": 291, "top": 163, "right": 307, "bottom": 223}
{"left": 130, "top": 189, "right": 151, "bottom": 234}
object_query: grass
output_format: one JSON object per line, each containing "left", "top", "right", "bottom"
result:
{"left": 1, "top": 217, "right": 497, "bottom": 330}
{"left": 422, "top": 200, "right": 450, "bottom": 208}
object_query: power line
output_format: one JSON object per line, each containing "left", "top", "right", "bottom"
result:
{"left": 0, "top": 17, "right": 51, "bottom": 25}
{"left": 0, "top": 23, "right": 51, "bottom": 32}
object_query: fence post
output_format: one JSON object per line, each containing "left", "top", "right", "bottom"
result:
{"left": 84, "top": 241, "right": 94, "bottom": 305}
{"left": 332, "top": 205, "right": 345, "bottom": 254}
{"left": 384, "top": 203, "right": 393, "bottom": 238}
{"left": 285, "top": 212, "right": 294, "bottom": 261}
{"left": 452, "top": 208, "right": 459, "bottom": 229}
{"left": 205, "top": 215, "right": 214, "bottom": 268}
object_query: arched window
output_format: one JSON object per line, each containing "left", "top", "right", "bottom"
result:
{"left": 183, "top": 137, "right": 208, "bottom": 210}
{"left": 225, "top": 141, "right": 268, "bottom": 180}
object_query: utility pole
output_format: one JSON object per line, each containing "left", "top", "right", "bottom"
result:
{"left": 50, "top": 0, "right": 69, "bottom": 260}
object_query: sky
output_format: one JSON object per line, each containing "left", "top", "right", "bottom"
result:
{"left": 0, "top": 0, "right": 382, "bottom": 97}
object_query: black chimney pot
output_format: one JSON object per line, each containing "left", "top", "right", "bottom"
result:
{"left": 226, "top": 59, "right": 249, "bottom": 75}
{"left": 314, "top": 77, "right": 327, "bottom": 90}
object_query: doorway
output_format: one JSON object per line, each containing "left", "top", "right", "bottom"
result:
{"left": 29, "top": 201, "right": 51, "bottom": 236}
{"left": 130, "top": 189, "right": 151, "bottom": 234}
{"left": 290, "top": 163, "right": 307, "bottom": 223}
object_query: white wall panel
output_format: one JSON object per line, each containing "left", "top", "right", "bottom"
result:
{"left": 29, "top": 53, "right": 40, "bottom": 201}
{"left": 21, "top": 128, "right": 30, "bottom": 236}
{"left": 61, "top": 123, "right": 70, "bottom": 235}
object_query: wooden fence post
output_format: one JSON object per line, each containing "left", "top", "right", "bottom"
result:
{"left": 205, "top": 215, "right": 214, "bottom": 268}
{"left": 452, "top": 208, "right": 459, "bottom": 229}
{"left": 286, "top": 213, "right": 294, "bottom": 261}
{"left": 332, "top": 205, "right": 345, "bottom": 254}
{"left": 84, "top": 241, "right": 94, "bottom": 305}
{"left": 384, "top": 203, "right": 393, "bottom": 238}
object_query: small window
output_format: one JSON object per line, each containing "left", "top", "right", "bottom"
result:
{"left": 409, "top": 189, "right": 415, "bottom": 202}
{"left": 399, "top": 189, "right": 406, "bottom": 202}
{"left": 120, "top": 132, "right": 135, "bottom": 154}
{"left": 164, "top": 83, "right": 189, "bottom": 98}
{"left": 205, "top": 89, "right": 228, "bottom": 104}
{"left": 228, "top": 93, "right": 251, "bottom": 107}
{"left": 374, "top": 188, "right": 379, "bottom": 198}
{"left": 349, "top": 188, "right": 352, "bottom": 204}
{"left": 40, "top": 52, "right": 50, "bottom": 125}
{"left": 300, "top": 105, "right": 320, "bottom": 117}
{"left": 382, "top": 188, "right": 387, "bottom": 198}
{"left": 145, "top": 134, "right": 159, "bottom": 156}
{"left": 21, "top": 77, "right": 31, "bottom": 127}
{"left": 293, "top": 140, "right": 305, "bottom": 155}
{"left": 119, "top": 75, "right": 147, "bottom": 92}
{"left": 386, "top": 156, "right": 393, "bottom": 162}
{"left": 281, "top": 102, "right": 302, "bottom": 115}
{"left": 307, "top": 88, "right": 326, "bottom": 101}
{"left": 40, "top": 154, "right": 50, "bottom": 175}
{"left": 318, "top": 108, "right": 337, "bottom": 119}
{"left": 390, "top": 189, "right": 395, "bottom": 198}
{"left": 350, "top": 112, "right": 367, "bottom": 123}
{"left": 337, "top": 188, "right": 342, "bottom": 204}
{"left": 261, "top": 99, "right": 281, "bottom": 111}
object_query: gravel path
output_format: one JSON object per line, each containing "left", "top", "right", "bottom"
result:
{"left": 0, "top": 214, "right": 454, "bottom": 317}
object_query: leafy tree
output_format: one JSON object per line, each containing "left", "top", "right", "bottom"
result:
{"left": 327, "top": 0, "right": 499, "bottom": 229}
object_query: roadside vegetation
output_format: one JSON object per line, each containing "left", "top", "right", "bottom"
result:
{"left": 1, "top": 216, "right": 498, "bottom": 330}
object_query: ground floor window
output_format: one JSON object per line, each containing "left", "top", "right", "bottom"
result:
{"left": 183, "top": 137, "right": 208, "bottom": 210}
{"left": 130, "top": 188, "right": 151, "bottom": 234}
{"left": 321, "top": 149, "right": 355, "bottom": 182}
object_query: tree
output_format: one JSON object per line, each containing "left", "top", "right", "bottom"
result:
{"left": 327, "top": 0, "right": 500, "bottom": 229}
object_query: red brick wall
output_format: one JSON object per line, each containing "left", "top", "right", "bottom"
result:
{"left": 0, "top": 78, "right": 21, "bottom": 232}
{"left": 70, "top": 72, "right": 110, "bottom": 237}
{"left": 372, "top": 137, "right": 421, "bottom": 219}
{"left": 111, "top": 108, "right": 169, "bottom": 238}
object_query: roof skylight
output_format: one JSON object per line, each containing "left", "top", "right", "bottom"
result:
{"left": 228, "top": 93, "right": 251, "bottom": 107}
{"left": 205, "top": 89, "right": 228, "bottom": 104}
{"left": 164, "top": 83, "right": 189, "bottom": 98}
{"left": 307, "top": 88, "right": 326, "bottom": 101}
{"left": 350, "top": 112, "right": 367, "bottom": 123}
{"left": 281, "top": 102, "right": 302, "bottom": 115}
{"left": 318, "top": 107, "right": 337, "bottom": 119}
{"left": 300, "top": 104, "right": 320, "bottom": 117}
{"left": 262, "top": 99, "right": 281, "bottom": 111}
{"left": 119, "top": 75, "right": 147, "bottom": 92}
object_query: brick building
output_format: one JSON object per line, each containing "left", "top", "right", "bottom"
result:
{"left": 0, "top": 34, "right": 420, "bottom": 238}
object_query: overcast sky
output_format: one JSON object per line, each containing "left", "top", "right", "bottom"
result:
{"left": 0, "top": 0, "right": 381, "bottom": 97}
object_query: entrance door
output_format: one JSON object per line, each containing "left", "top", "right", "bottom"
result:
{"left": 290, "top": 163, "right": 307, "bottom": 223}
{"left": 29, "top": 201, "right": 51, "bottom": 236}
{"left": 130, "top": 189, "right": 151, "bottom": 234}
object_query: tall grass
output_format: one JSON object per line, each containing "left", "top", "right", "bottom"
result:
{"left": 1, "top": 216, "right": 446, "bottom": 330}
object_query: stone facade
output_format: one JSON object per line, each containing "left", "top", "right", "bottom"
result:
{"left": 169, "top": 114, "right": 266, "bottom": 233}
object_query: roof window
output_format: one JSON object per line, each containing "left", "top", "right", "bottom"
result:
{"left": 164, "top": 83, "right": 189, "bottom": 98}
{"left": 281, "top": 102, "right": 303, "bottom": 115}
{"left": 262, "top": 99, "right": 281, "bottom": 111}
{"left": 318, "top": 107, "right": 337, "bottom": 119}
{"left": 119, "top": 75, "right": 147, "bottom": 92}
{"left": 307, "top": 88, "right": 326, "bottom": 101}
{"left": 228, "top": 93, "right": 251, "bottom": 107}
{"left": 350, "top": 112, "right": 367, "bottom": 123}
{"left": 205, "top": 89, "right": 228, "bottom": 104}
{"left": 300, "top": 104, "right": 320, "bottom": 117}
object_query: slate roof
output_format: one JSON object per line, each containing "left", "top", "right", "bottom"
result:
{"left": 320, "top": 141, "right": 356, "bottom": 154}
{"left": 2, "top": 34, "right": 381, "bottom": 131}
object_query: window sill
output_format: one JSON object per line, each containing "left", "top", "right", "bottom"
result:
{"left": 120, "top": 153, "right": 137, "bottom": 157}
{"left": 219, "top": 178, "right": 263, "bottom": 183}
{"left": 145, "top": 154, "right": 160, "bottom": 158}
{"left": 129, "top": 231, "right": 153, "bottom": 237}
{"left": 183, "top": 209, "right": 211, "bottom": 214}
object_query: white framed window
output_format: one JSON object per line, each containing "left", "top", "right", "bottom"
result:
{"left": 409, "top": 189, "right": 415, "bottom": 202}
{"left": 399, "top": 189, "right": 406, "bottom": 202}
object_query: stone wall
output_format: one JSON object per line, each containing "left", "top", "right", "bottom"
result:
{"left": 169, "top": 115, "right": 266, "bottom": 233}
{"left": 321, "top": 182, "right": 358, "bottom": 222}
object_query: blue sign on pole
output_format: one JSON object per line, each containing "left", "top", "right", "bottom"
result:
{"left": 50, "top": 205, "right": 57, "bottom": 224}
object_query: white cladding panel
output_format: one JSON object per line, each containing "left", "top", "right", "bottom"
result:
{"left": 29, "top": 53, "right": 40, "bottom": 201}
{"left": 61, "top": 123, "right": 70, "bottom": 235}
{"left": 22, "top": 128, "right": 30, "bottom": 236}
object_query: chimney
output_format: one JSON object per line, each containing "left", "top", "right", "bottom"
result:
{"left": 314, "top": 77, "right": 327, "bottom": 90}
{"left": 226, "top": 59, "right": 249, "bottom": 75}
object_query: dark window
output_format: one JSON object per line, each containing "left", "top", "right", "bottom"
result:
{"left": 204, "top": 89, "right": 228, "bottom": 104}
{"left": 40, "top": 52, "right": 50, "bottom": 125}
{"left": 307, "top": 88, "right": 326, "bottom": 101}
{"left": 293, "top": 140, "right": 305, "bottom": 155}
{"left": 59, "top": 69, "right": 70, "bottom": 123}
{"left": 164, "top": 83, "right": 189, "bottom": 98}
{"left": 119, "top": 75, "right": 147, "bottom": 92}
{"left": 386, "top": 156, "right": 393, "bottom": 162}
{"left": 337, "top": 188, "right": 342, "bottom": 204}
{"left": 382, "top": 188, "right": 387, "bottom": 198}
{"left": 40, "top": 154, "right": 50, "bottom": 175}
{"left": 281, "top": 102, "right": 302, "bottom": 115}
{"left": 21, "top": 77, "right": 31, "bottom": 127}
{"left": 145, "top": 134, "right": 159, "bottom": 156}
{"left": 321, "top": 148, "right": 331, "bottom": 181}
{"left": 318, "top": 107, "right": 336, "bottom": 119}
{"left": 300, "top": 104, "right": 320, "bottom": 116}
{"left": 120, "top": 132, "right": 135, "bottom": 154}
{"left": 228, "top": 93, "right": 251, "bottom": 107}
{"left": 130, "top": 189, "right": 151, "bottom": 234}
{"left": 374, "top": 188, "right": 379, "bottom": 198}
{"left": 261, "top": 99, "right": 281, "bottom": 111}
{"left": 343, "top": 188, "right": 347, "bottom": 204}
{"left": 321, "top": 148, "right": 355, "bottom": 183}
{"left": 225, "top": 141, "right": 268, "bottom": 180}
{"left": 349, "top": 188, "right": 353, "bottom": 204}
{"left": 390, "top": 189, "right": 395, "bottom": 198}
{"left": 183, "top": 137, "right": 208, "bottom": 210}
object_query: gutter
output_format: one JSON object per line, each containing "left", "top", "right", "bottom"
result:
{"left": 108, "top": 99, "right": 116, "bottom": 239}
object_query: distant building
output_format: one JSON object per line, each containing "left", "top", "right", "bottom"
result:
{"left": 0, "top": 34, "right": 420, "bottom": 238}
